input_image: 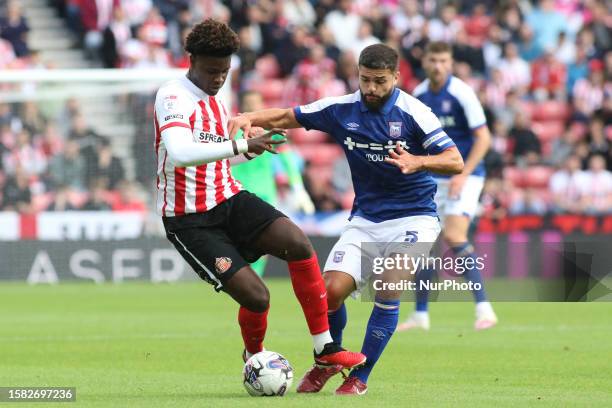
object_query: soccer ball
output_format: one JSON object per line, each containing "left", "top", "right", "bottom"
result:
{"left": 242, "top": 351, "right": 294, "bottom": 396}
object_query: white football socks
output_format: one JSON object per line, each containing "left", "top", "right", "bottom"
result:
{"left": 313, "top": 330, "right": 334, "bottom": 354}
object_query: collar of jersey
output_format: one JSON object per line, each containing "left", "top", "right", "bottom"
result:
{"left": 359, "top": 87, "right": 400, "bottom": 115}
{"left": 427, "top": 75, "right": 452, "bottom": 95}
{"left": 180, "top": 75, "right": 210, "bottom": 100}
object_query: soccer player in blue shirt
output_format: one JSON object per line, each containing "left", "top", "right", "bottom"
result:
{"left": 397, "top": 41, "right": 498, "bottom": 332}
{"left": 229, "top": 44, "right": 463, "bottom": 395}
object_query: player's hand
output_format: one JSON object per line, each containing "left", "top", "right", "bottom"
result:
{"left": 384, "top": 142, "right": 424, "bottom": 174}
{"left": 246, "top": 128, "right": 287, "bottom": 155}
{"left": 448, "top": 174, "right": 467, "bottom": 199}
{"left": 228, "top": 114, "right": 252, "bottom": 139}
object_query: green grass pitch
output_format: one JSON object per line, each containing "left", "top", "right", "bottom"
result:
{"left": 1, "top": 280, "right": 611, "bottom": 407}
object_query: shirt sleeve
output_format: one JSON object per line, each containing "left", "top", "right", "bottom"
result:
{"left": 293, "top": 97, "right": 337, "bottom": 133}
{"left": 411, "top": 105, "right": 456, "bottom": 154}
{"left": 453, "top": 82, "right": 487, "bottom": 130}
{"left": 154, "top": 87, "right": 194, "bottom": 133}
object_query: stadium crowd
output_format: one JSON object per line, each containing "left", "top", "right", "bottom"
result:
{"left": 0, "top": 0, "right": 610, "bottom": 218}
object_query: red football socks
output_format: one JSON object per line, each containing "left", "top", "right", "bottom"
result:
{"left": 238, "top": 306, "right": 268, "bottom": 355}
{"left": 288, "top": 255, "right": 330, "bottom": 335}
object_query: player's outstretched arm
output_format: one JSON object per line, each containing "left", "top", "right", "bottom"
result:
{"left": 385, "top": 143, "right": 464, "bottom": 175}
{"left": 163, "top": 127, "right": 285, "bottom": 167}
{"left": 228, "top": 108, "right": 301, "bottom": 139}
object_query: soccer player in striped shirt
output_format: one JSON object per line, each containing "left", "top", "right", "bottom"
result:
{"left": 154, "top": 19, "right": 365, "bottom": 372}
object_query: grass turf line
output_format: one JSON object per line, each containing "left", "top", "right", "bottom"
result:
{"left": 0, "top": 280, "right": 611, "bottom": 407}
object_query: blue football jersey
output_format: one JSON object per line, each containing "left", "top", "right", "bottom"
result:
{"left": 413, "top": 76, "right": 487, "bottom": 178}
{"left": 293, "top": 88, "right": 456, "bottom": 222}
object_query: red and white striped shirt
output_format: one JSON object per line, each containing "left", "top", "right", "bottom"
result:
{"left": 154, "top": 76, "right": 241, "bottom": 217}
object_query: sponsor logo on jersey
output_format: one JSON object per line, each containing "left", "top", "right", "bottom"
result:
{"left": 343, "top": 136, "right": 409, "bottom": 162}
{"left": 163, "top": 95, "right": 178, "bottom": 111}
{"left": 333, "top": 251, "right": 345, "bottom": 263}
{"left": 346, "top": 122, "right": 360, "bottom": 130}
{"left": 215, "top": 257, "right": 232, "bottom": 274}
{"left": 439, "top": 115, "right": 456, "bottom": 127}
{"left": 198, "top": 132, "right": 225, "bottom": 143}
{"left": 164, "top": 114, "right": 183, "bottom": 121}
{"left": 389, "top": 122, "right": 402, "bottom": 138}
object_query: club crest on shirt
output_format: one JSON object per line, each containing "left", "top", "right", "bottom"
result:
{"left": 215, "top": 257, "right": 232, "bottom": 274}
{"left": 389, "top": 122, "right": 402, "bottom": 138}
{"left": 333, "top": 251, "right": 345, "bottom": 263}
{"left": 442, "top": 100, "right": 452, "bottom": 113}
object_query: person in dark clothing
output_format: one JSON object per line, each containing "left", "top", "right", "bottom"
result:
{"left": 0, "top": 1, "right": 29, "bottom": 57}
{"left": 509, "top": 112, "right": 541, "bottom": 165}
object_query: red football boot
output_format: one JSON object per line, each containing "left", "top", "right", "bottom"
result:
{"left": 296, "top": 364, "right": 343, "bottom": 393}
{"left": 335, "top": 376, "right": 368, "bottom": 395}
{"left": 314, "top": 343, "right": 366, "bottom": 368}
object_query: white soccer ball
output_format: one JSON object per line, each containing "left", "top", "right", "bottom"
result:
{"left": 242, "top": 351, "right": 294, "bottom": 397}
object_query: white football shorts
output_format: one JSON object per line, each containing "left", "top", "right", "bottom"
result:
{"left": 324, "top": 215, "right": 441, "bottom": 295}
{"left": 434, "top": 175, "right": 484, "bottom": 222}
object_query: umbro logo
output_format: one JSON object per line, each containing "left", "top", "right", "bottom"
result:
{"left": 346, "top": 122, "right": 360, "bottom": 129}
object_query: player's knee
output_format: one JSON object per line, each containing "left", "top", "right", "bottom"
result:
{"left": 442, "top": 229, "right": 466, "bottom": 245}
{"left": 325, "top": 277, "right": 349, "bottom": 311}
{"left": 244, "top": 285, "right": 270, "bottom": 313}
{"left": 284, "top": 231, "right": 314, "bottom": 261}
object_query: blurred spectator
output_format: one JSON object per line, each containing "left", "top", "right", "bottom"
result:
{"left": 428, "top": 3, "right": 462, "bottom": 43}
{"left": 509, "top": 188, "right": 547, "bottom": 215}
{"left": 482, "top": 24, "right": 504, "bottom": 71}
{"left": 68, "top": 113, "right": 105, "bottom": 180}
{"left": 567, "top": 46, "right": 590, "bottom": 96}
{"left": 549, "top": 155, "right": 587, "bottom": 213}
{"left": 0, "top": 0, "right": 29, "bottom": 57}
{"left": 91, "top": 139, "right": 124, "bottom": 190}
{"left": 283, "top": 0, "right": 316, "bottom": 29}
{"left": 547, "top": 123, "right": 582, "bottom": 167}
{"left": 48, "top": 140, "right": 85, "bottom": 191}
{"left": 572, "top": 60, "right": 607, "bottom": 115}
{"left": 121, "top": 0, "right": 152, "bottom": 29}
{"left": 20, "top": 102, "right": 46, "bottom": 136}
{"left": 317, "top": 24, "right": 341, "bottom": 62}
{"left": 111, "top": 181, "right": 147, "bottom": 212}
{"left": 75, "top": 0, "right": 120, "bottom": 60}
{"left": 324, "top": 0, "right": 361, "bottom": 51}
{"left": 452, "top": 29, "right": 485, "bottom": 74}
{"left": 525, "top": 0, "right": 568, "bottom": 52}
{"left": 496, "top": 42, "right": 531, "bottom": 96}
{"left": 509, "top": 112, "right": 541, "bottom": 166}
{"left": 498, "top": 4, "right": 522, "bottom": 44}
{"left": 554, "top": 31, "right": 576, "bottom": 65}
{"left": 101, "top": 6, "right": 131, "bottom": 68}
{"left": 389, "top": 0, "right": 424, "bottom": 37}
{"left": 82, "top": 181, "right": 111, "bottom": 211}
{"left": 1, "top": 167, "right": 32, "bottom": 212}
{"left": 585, "top": 114, "right": 610, "bottom": 167}
{"left": 518, "top": 24, "right": 541, "bottom": 63}
{"left": 530, "top": 47, "right": 567, "bottom": 101}
{"left": 139, "top": 7, "right": 167, "bottom": 47}
{"left": 0, "top": 38, "right": 16, "bottom": 68}
{"left": 274, "top": 25, "right": 310, "bottom": 77}
{"left": 580, "top": 155, "right": 612, "bottom": 214}
{"left": 480, "top": 178, "right": 509, "bottom": 220}
{"left": 3, "top": 129, "right": 47, "bottom": 177}
{"left": 46, "top": 185, "right": 78, "bottom": 211}
{"left": 350, "top": 20, "right": 380, "bottom": 61}
{"left": 39, "top": 122, "right": 64, "bottom": 159}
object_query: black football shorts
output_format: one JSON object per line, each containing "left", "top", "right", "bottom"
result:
{"left": 163, "top": 191, "right": 286, "bottom": 291}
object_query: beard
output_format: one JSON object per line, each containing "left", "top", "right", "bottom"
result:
{"left": 361, "top": 89, "right": 393, "bottom": 111}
